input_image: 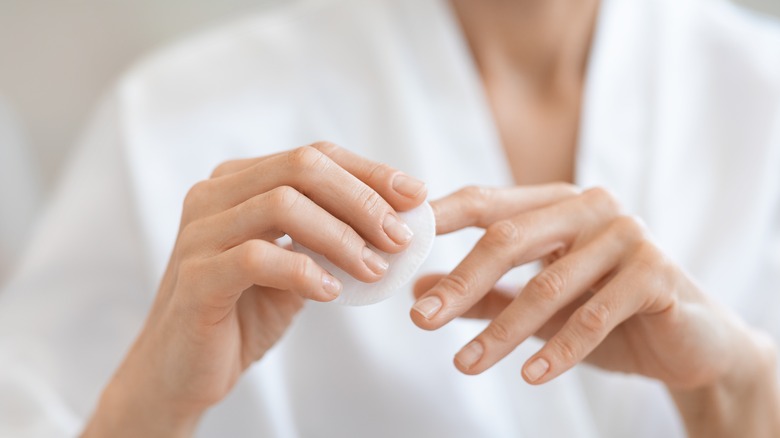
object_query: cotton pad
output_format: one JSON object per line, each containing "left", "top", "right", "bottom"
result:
{"left": 292, "top": 202, "right": 436, "bottom": 306}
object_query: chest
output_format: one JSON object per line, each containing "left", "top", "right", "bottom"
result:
{"left": 484, "top": 80, "right": 583, "bottom": 185}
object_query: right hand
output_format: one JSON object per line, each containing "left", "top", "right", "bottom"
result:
{"left": 83, "top": 142, "right": 428, "bottom": 437}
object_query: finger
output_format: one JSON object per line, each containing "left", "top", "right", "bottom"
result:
{"left": 182, "top": 240, "right": 342, "bottom": 322}
{"left": 207, "top": 142, "right": 428, "bottom": 212}
{"left": 520, "top": 253, "right": 670, "bottom": 385}
{"left": 413, "top": 274, "right": 515, "bottom": 320}
{"left": 209, "top": 154, "right": 278, "bottom": 178}
{"left": 412, "top": 191, "right": 617, "bottom": 330}
{"left": 184, "top": 186, "right": 388, "bottom": 282}
{"left": 410, "top": 188, "right": 622, "bottom": 331}
{"left": 312, "top": 142, "right": 428, "bottom": 212}
{"left": 431, "top": 184, "right": 581, "bottom": 235}
{"left": 202, "top": 146, "right": 414, "bottom": 253}
{"left": 451, "top": 218, "right": 636, "bottom": 375}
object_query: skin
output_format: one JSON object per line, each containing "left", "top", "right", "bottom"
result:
{"left": 412, "top": 185, "right": 780, "bottom": 436}
{"left": 83, "top": 143, "right": 428, "bottom": 436}
{"left": 414, "top": 0, "right": 780, "bottom": 436}
{"left": 84, "top": 0, "right": 780, "bottom": 436}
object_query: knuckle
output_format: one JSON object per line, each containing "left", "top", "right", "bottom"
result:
{"left": 458, "top": 185, "right": 486, "bottom": 200}
{"left": 366, "top": 161, "right": 394, "bottom": 183}
{"left": 551, "top": 336, "right": 578, "bottom": 364}
{"left": 438, "top": 273, "right": 472, "bottom": 300}
{"left": 610, "top": 215, "right": 648, "bottom": 244}
{"left": 183, "top": 180, "right": 210, "bottom": 210}
{"left": 484, "top": 220, "right": 521, "bottom": 249}
{"left": 528, "top": 269, "right": 567, "bottom": 304}
{"left": 632, "top": 242, "right": 672, "bottom": 291}
{"left": 287, "top": 145, "right": 329, "bottom": 173}
{"left": 357, "top": 186, "right": 385, "bottom": 217}
{"left": 181, "top": 180, "right": 213, "bottom": 224}
{"left": 583, "top": 186, "right": 611, "bottom": 202}
{"left": 309, "top": 141, "right": 340, "bottom": 155}
{"left": 635, "top": 239, "right": 662, "bottom": 262}
{"left": 177, "top": 220, "right": 202, "bottom": 250}
{"left": 633, "top": 242, "right": 661, "bottom": 271}
{"left": 290, "top": 255, "right": 316, "bottom": 289}
{"left": 267, "top": 185, "right": 301, "bottom": 213}
{"left": 551, "top": 182, "right": 582, "bottom": 198}
{"left": 336, "top": 223, "right": 359, "bottom": 250}
{"left": 210, "top": 160, "right": 236, "bottom": 178}
{"left": 239, "top": 240, "right": 267, "bottom": 272}
{"left": 485, "top": 319, "right": 516, "bottom": 344}
{"left": 575, "top": 302, "right": 611, "bottom": 335}
{"left": 583, "top": 186, "right": 622, "bottom": 214}
{"left": 458, "top": 185, "right": 490, "bottom": 222}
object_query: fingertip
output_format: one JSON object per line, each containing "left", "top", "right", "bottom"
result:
{"left": 319, "top": 272, "right": 342, "bottom": 301}
{"left": 522, "top": 357, "right": 551, "bottom": 385}
{"left": 386, "top": 174, "right": 428, "bottom": 213}
{"left": 453, "top": 356, "right": 482, "bottom": 376}
{"left": 409, "top": 309, "right": 438, "bottom": 331}
{"left": 454, "top": 340, "right": 486, "bottom": 375}
{"left": 361, "top": 247, "right": 389, "bottom": 278}
{"left": 410, "top": 293, "right": 446, "bottom": 331}
{"left": 382, "top": 214, "right": 414, "bottom": 248}
{"left": 392, "top": 173, "right": 427, "bottom": 200}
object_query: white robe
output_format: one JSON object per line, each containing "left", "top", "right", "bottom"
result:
{"left": 0, "top": 97, "right": 40, "bottom": 283}
{"left": 1, "top": 0, "right": 779, "bottom": 436}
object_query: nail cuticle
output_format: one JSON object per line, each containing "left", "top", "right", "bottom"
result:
{"left": 524, "top": 357, "right": 550, "bottom": 382}
{"left": 392, "top": 173, "right": 426, "bottom": 198}
{"left": 383, "top": 214, "right": 413, "bottom": 245}
{"left": 362, "top": 247, "right": 389, "bottom": 276}
{"left": 412, "top": 295, "right": 442, "bottom": 319}
{"left": 456, "top": 341, "right": 484, "bottom": 370}
{"left": 322, "top": 273, "right": 342, "bottom": 297}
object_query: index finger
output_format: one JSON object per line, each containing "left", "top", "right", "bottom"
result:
{"left": 430, "top": 184, "right": 581, "bottom": 235}
{"left": 312, "top": 142, "right": 428, "bottom": 212}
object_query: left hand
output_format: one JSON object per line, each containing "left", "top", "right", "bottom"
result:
{"left": 410, "top": 184, "right": 770, "bottom": 389}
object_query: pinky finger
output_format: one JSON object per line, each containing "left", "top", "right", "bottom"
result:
{"left": 520, "top": 279, "right": 641, "bottom": 385}
{"left": 192, "top": 240, "right": 343, "bottom": 311}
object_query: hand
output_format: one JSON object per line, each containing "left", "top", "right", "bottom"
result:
{"left": 410, "top": 184, "right": 774, "bottom": 392}
{"left": 84, "top": 142, "right": 427, "bottom": 437}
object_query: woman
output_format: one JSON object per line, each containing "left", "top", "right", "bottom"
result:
{"left": 1, "top": 0, "right": 779, "bottom": 436}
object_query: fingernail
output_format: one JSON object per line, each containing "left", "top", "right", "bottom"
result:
{"left": 524, "top": 357, "right": 550, "bottom": 382}
{"left": 322, "top": 273, "right": 342, "bottom": 297}
{"left": 455, "top": 341, "right": 484, "bottom": 370}
{"left": 392, "top": 173, "right": 426, "bottom": 198}
{"left": 383, "top": 214, "right": 413, "bottom": 245}
{"left": 362, "top": 247, "right": 389, "bottom": 276}
{"left": 412, "top": 295, "right": 442, "bottom": 319}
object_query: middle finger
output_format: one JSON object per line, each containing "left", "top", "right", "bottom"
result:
{"left": 212, "top": 146, "right": 414, "bottom": 253}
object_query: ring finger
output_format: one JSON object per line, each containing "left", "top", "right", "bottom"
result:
{"left": 184, "top": 186, "right": 390, "bottom": 283}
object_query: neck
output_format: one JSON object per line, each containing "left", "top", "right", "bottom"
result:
{"left": 451, "top": 0, "right": 600, "bottom": 91}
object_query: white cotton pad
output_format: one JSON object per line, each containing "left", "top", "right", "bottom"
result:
{"left": 292, "top": 202, "right": 436, "bottom": 306}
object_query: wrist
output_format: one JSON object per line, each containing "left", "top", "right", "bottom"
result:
{"left": 670, "top": 329, "right": 780, "bottom": 438}
{"left": 82, "top": 351, "right": 206, "bottom": 437}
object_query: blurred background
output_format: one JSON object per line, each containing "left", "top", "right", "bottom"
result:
{"left": 0, "top": 0, "right": 778, "bottom": 283}
{"left": 0, "top": 0, "right": 283, "bottom": 282}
